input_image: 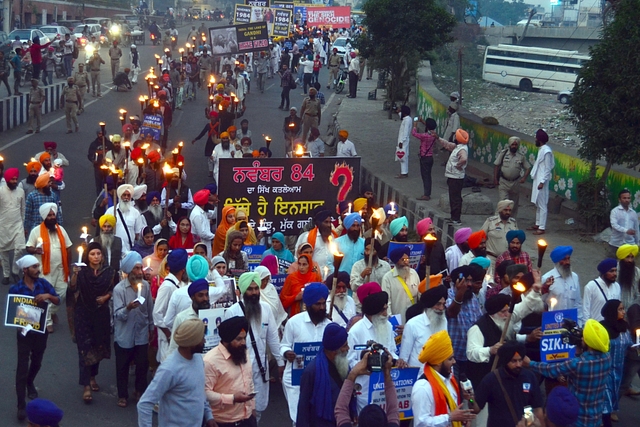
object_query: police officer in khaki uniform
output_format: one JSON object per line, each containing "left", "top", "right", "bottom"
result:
{"left": 73, "top": 63, "right": 89, "bottom": 114}
{"left": 326, "top": 48, "right": 341, "bottom": 89}
{"left": 481, "top": 200, "right": 519, "bottom": 269}
{"left": 61, "top": 77, "right": 80, "bottom": 133}
{"left": 493, "top": 136, "right": 530, "bottom": 217}
{"left": 300, "top": 87, "right": 321, "bottom": 144}
{"left": 108, "top": 40, "right": 123, "bottom": 79}
{"left": 88, "top": 51, "right": 105, "bottom": 97}
{"left": 26, "top": 79, "right": 45, "bottom": 134}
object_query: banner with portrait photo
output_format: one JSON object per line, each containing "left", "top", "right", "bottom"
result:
{"left": 199, "top": 307, "right": 227, "bottom": 352}
{"left": 212, "top": 277, "right": 238, "bottom": 308}
{"left": 233, "top": 5, "right": 277, "bottom": 34}
{"left": 291, "top": 341, "right": 322, "bottom": 385}
{"left": 141, "top": 114, "right": 163, "bottom": 140}
{"left": 5, "top": 294, "right": 49, "bottom": 334}
{"left": 218, "top": 157, "right": 361, "bottom": 235}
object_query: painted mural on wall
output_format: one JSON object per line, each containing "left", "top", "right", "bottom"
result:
{"left": 416, "top": 85, "right": 640, "bottom": 208}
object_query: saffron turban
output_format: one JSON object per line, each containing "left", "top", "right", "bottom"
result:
{"left": 219, "top": 316, "right": 249, "bottom": 343}
{"left": 238, "top": 272, "right": 260, "bottom": 295}
{"left": 583, "top": 318, "right": 610, "bottom": 353}
{"left": 219, "top": 132, "right": 229, "bottom": 139}
{"left": 39, "top": 152, "right": 51, "bottom": 163}
{"left": 35, "top": 172, "right": 50, "bottom": 189}
{"left": 338, "top": 130, "right": 348, "bottom": 139}
{"left": 455, "top": 129, "right": 469, "bottom": 144}
{"left": 467, "top": 230, "right": 486, "bottom": 250}
{"left": 550, "top": 246, "right": 573, "bottom": 263}
{"left": 173, "top": 318, "right": 205, "bottom": 347}
{"left": 188, "top": 279, "right": 209, "bottom": 297}
{"left": 418, "top": 274, "right": 443, "bottom": 294}
{"left": 303, "top": 282, "right": 329, "bottom": 307}
{"left": 416, "top": 218, "right": 433, "bottom": 237}
{"left": 322, "top": 323, "right": 348, "bottom": 351}
{"left": 343, "top": 212, "right": 362, "bottom": 229}
{"left": 506, "top": 229, "right": 526, "bottom": 243}
{"left": 227, "top": 125, "right": 237, "bottom": 132}
{"left": 353, "top": 197, "right": 367, "bottom": 212}
{"left": 418, "top": 330, "right": 454, "bottom": 365}
{"left": 597, "top": 258, "right": 617, "bottom": 275}
{"left": 186, "top": 255, "right": 209, "bottom": 281}
{"left": 26, "top": 161, "right": 42, "bottom": 173}
{"left": 39, "top": 202, "right": 57, "bottom": 220}
{"left": 454, "top": 227, "right": 472, "bottom": 244}
{"left": 99, "top": 214, "right": 116, "bottom": 228}
{"left": 193, "top": 189, "right": 210, "bottom": 206}
{"left": 616, "top": 244, "right": 639, "bottom": 260}
{"left": 389, "top": 216, "right": 408, "bottom": 237}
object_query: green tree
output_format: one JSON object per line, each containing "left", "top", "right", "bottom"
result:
{"left": 570, "top": 0, "right": 640, "bottom": 230}
{"left": 357, "top": 0, "right": 456, "bottom": 116}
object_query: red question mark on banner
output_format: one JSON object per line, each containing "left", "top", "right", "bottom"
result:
{"left": 329, "top": 162, "right": 354, "bottom": 202}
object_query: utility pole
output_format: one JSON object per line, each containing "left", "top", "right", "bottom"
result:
{"left": 458, "top": 47, "right": 463, "bottom": 106}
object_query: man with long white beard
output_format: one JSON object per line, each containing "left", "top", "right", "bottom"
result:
{"left": 297, "top": 323, "right": 350, "bottom": 427}
{"left": 348, "top": 282, "right": 407, "bottom": 411}
{"left": 224, "top": 272, "right": 283, "bottom": 422}
{"left": 92, "top": 214, "right": 123, "bottom": 271}
{"left": 326, "top": 272, "right": 356, "bottom": 327}
{"left": 400, "top": 285, "right": 448, "bottom": 368}
{"left": 142, "top": 191, "right": 175, "bottom": 241}
{"left": 466, "top": 293, "right": 511, "bottom": 389}
{"left": 542, "top": 245, "right": 583, "bottom": 323}
{"left": 212, "top": 132, "right": 237, "bottom": 183}
{"left": 0, "top": 168, "right": 26, "bottom": 285}
{"left": 105, "top": 184, "right": 147, "bottom": 253}
{"left": 381, "top": 246, "right": 420, "bottom": 324}
{"left": 281, "top": 283, "right": 332, "bottom": 426}
{"left": 161, "top": 168, "right": 194, "bottom": 220}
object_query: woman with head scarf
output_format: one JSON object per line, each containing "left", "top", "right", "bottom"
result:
{"left": 601, "top": 299, "right": 632, "bottom": 425}
{"left": 212, "top": 205, "right": 236, "bottom": 256}
{"left": 225, "top": 216, "right": 259, "bottom": 247}
{"left": 263, "top": 232, "right": 295, "bottom": 271}
{"left": 287, "top": 242, "right": 320, "bottom": 274}
{"left": 168, "top": 217, "right": 199, "bottom": 250}
{"left": 255, "top": 265, "right": 288, "bottom": 327}
{"left": 220, "top": 230, "right": 249, "bottom": 276}
{"left": 69, "top": 242, "right": 116, "bottom": 403}
{"left": 280, "top": 254, "right": 323, "bottom": 317}
{"left": 142, "top": 238, "right": 169, "bottom": 279}
{"left": 131, "top": 226, "right": 156, "bottom": 258}
{"left": 260, "top": 254, "right": 279, "bottom": 277}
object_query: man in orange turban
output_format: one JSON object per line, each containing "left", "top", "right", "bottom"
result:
{"left": 437, "top": 128, "right": 469, "bottom": 226}
{"left": 336, "top": 129, "right": 357, "bottom": 157}
{"left": 460, "top": 230, "right": 487, "bottom": 266}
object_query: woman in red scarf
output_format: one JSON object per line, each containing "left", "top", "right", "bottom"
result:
{"left": 280, "top": 254, "right": 323, "bottom": 317}
{"left": 168, "top": 217, "right": 199, "bottom": 250}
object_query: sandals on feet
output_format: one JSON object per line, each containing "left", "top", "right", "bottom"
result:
{"left": 118, "top": 398, "right": 127, "bottom": 408}
{"left": 83, "top": 389, "right": 93, "bottom": 404}
{"left": 90, "top": 379, "right": 100, "bottom": 392}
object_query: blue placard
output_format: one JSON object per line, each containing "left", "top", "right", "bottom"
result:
{"left": 272, "top": 274, "right": 287, "bottom": 294}
{"left": 141, "top": 113, "right": 163, "bottom": 139}
{"left": 540, "top": 308, "right": 578, "bottom": 363}
{"left": 242, "top": 245, "right": 266, "bottom": 271}
{"left": 291, "top": 341, "right": 321, "bottom": 385}
{"left": 368, "top": 367, "right": 421, "bottom": 420}
{"left": 386, "top": 242, "right": 425, "bottom": 270}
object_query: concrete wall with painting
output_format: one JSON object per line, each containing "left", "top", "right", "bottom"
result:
{"left": 415, "top": 61, "right": 640, "bottom": 210}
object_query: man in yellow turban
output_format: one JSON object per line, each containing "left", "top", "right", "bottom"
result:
{"left": 615, "top": 244, "right": 640, "bottom": 313}
{"left": 412, "top": 330, "right": 476, "bottom": 426}
{"left": 525, "top": 318, "right": 611, "bottom": 427}
{"left": 93, "top": 214, "right": 123, "bottom": 271}
{"left": 336, "top": 129, "right": 357, "bottom": 157}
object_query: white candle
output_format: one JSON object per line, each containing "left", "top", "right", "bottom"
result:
{"left": 636, "top": 329, "right": 640, "bottom": 345}
{"left": 37, "top": 237, "right": 43, "bottom": 247}
{"left": 77, "top": 246, "right": 83, "bottom": 264}
{"left": 347, "top": 203, "right": 351, "bottom": 214}
{"left": 260, "top": 219, "right": 264, "bottom": 228}
{"left": 549, "top": 297, "right": 557, "bottom": 311}
{"left": 324, "top": 266, "right": 329, "bottom": 280}
{"left": 137, "top": 283, "right": 142, "bottom": 299}
{"left": 390, "top": 201, "right": 395, "bottom": 213}
{"left": 146, "top": 258, "right": 151, "bottom": 268}
{"left": 82, "top": 226, "right": 88, "bottom": 235}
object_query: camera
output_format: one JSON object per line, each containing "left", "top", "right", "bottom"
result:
{"left": 560, "top": 318, "right": 583, "bottom": 347}
{"left": 365, "top": 341, "right": 389, "bottom": 372}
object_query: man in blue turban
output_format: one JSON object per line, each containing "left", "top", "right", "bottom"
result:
{"left": 389, "top": 216, "right": 409, "bottom": 240}
{"left": 495, "top": 229, "right": 532, "bottom": 283}
{"left": 297, "top": 323, "right": 350, "bottom": 427}
{"left": 382, "top": 245, "right": 420, "bottom": 324}
{"left": 335, "top": 213, "right": 365, "bottom": 275}
{"left": 166, "top": 279, "right": 211, "bottom": 356}
{"left": 26, "top": 398, "right": 64, "bottom": 426}
{"left": 583, "top": 258, "right": 620, "bottom": 322}
{"left": 541, "top": 246, "right": 582, "bottom": 322}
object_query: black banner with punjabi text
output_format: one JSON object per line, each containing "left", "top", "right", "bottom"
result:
{"left": 218, "top": 157, "right": 361, "bottom": 235}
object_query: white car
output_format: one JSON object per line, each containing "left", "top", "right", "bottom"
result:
{"left": 331, "top": 37, "right": 350, "bottom": 59}
{"left": 74, "top": 24, "right": 102, "bottom": 48}
{"left": 557, "top": 90, "right": 572, "bottom": 105}
{"left": 40, "top": 25, "right": 73, "bottom": 41}
{"left": 8, "top": 29, "right": 50, "bottom": 46}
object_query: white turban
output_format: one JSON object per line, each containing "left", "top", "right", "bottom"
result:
{"left": 39, "top": 202, "right": 58, "bottom": 220}
{"left": 16, "top": 255, "right": 39, "bottom": 270}
{"left": 117, "top": 184, "right": 134, "bottom": 199}
{"left": 133, "top": 184, "right": 147, "bottom": 200}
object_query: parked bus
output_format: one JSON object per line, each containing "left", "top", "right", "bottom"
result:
{"left": 482, "top": 44, "right": 590, "bottom": 93}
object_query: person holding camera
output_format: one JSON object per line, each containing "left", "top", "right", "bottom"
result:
{"left": 335, "top": 351, "right": 399, "bottom": 427}
{"left": 523, "top": 319, "right": 612, "bottom": 427}
{"left": 411, "top": 330, "right": 477, "bottom": 427}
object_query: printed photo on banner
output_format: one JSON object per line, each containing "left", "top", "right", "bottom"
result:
{"left": 291, "top": 341, "right": 322, "bottom": 385}
{"left": 368, "top": 367, "right": 421, "bottom": 420}
{"left": 218, "top": 157, "right": 361, "bottom": 235}
{"left": 209, "top": 26, "right": 240, "bottom": 55}
{"left": 5, "top": 294, "right": 50, "bottom": 334}
{"left": 213, "top": 277, "right": 238, "bottom": 308}
{"left": 234, "top": 4, "right": 276, "bottom": 34}
{"left": 540, "top": 308, "right": 578, "bottom": 362}
{"left": 386, "top": 242, "right": 425, "bottom": 270}
{"left": 199, "top": 307, "right": 227, "bottom": 353}
{"left": 141, "top": 114, "right": 163, "bottom": 140}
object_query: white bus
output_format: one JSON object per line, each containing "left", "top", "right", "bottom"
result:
{"left": 482, "top": 44, "right": 590, "bottom": 93}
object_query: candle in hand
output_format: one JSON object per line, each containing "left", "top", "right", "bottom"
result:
{"left": 77, "top": 246, "right": 84, "bottom": 264}
{"left": 636, "top": 329, "right": 640, "bottom": 345}
{"left": 549, "top": 297, "right": 557, "bottom": 311}
{"left": 82, "top": 226, "right": 88, "bottom": 235}
{"left": 137, "top": 283, "right": 142, "bottom": 299}
{"left": 37, "top": 237, "right": 43, "bottom": 247}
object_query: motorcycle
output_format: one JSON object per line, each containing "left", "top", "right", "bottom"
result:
{"left": 54, "top": 53, "right": 66, "bottom": 78}
{"left": 334, "top": 67, "right": 348, "bottom": 94}
{"left": 19, "top": 63, "right": 33, "bottom": 87}
{"left": 150, "top": 32, "right": 159, "bottom": 45}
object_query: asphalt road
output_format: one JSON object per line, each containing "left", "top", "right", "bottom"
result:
{"left": 0, "top": 21, "right": 339, "bottom": 426}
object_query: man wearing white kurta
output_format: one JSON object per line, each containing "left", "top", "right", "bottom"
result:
{"left": 154, "top": 249, "right": 188, "bottom": 362}
{"left": 326, "top": 279, "right": 357, "bottom": 328}
{"left": 541, "top": 245, "right": 584, "bottom": 325}
{"left": 396, "top": 106, "right": 412, "bottom": 177}
{"left": 0, "top": 169, "right": 26, "bottom": 284}
{"left": 190, "top": 189, "right": 216, "bottom": 257}
{"left": 529, "top": 129, "right": 554, "bottom": 234}
{"left": 224, "top": 272, "right": 283, "bottom": 422}
{"left": 211, "top": 136, "right": 236, "bottom": 184}
{"left": 348, "top": 282, "right": 406, "bottom": 411}
{"left": 280, "top": 283, "right": 331, "bottom": 425}
{"left": 105, "top": 184, "right": 147, "bottom": 253}
{"left": 583, "top": 258, "right": 621, "bottom": 322}
{"left": 381, "top": 246, "right": 420, "bottom": 325}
